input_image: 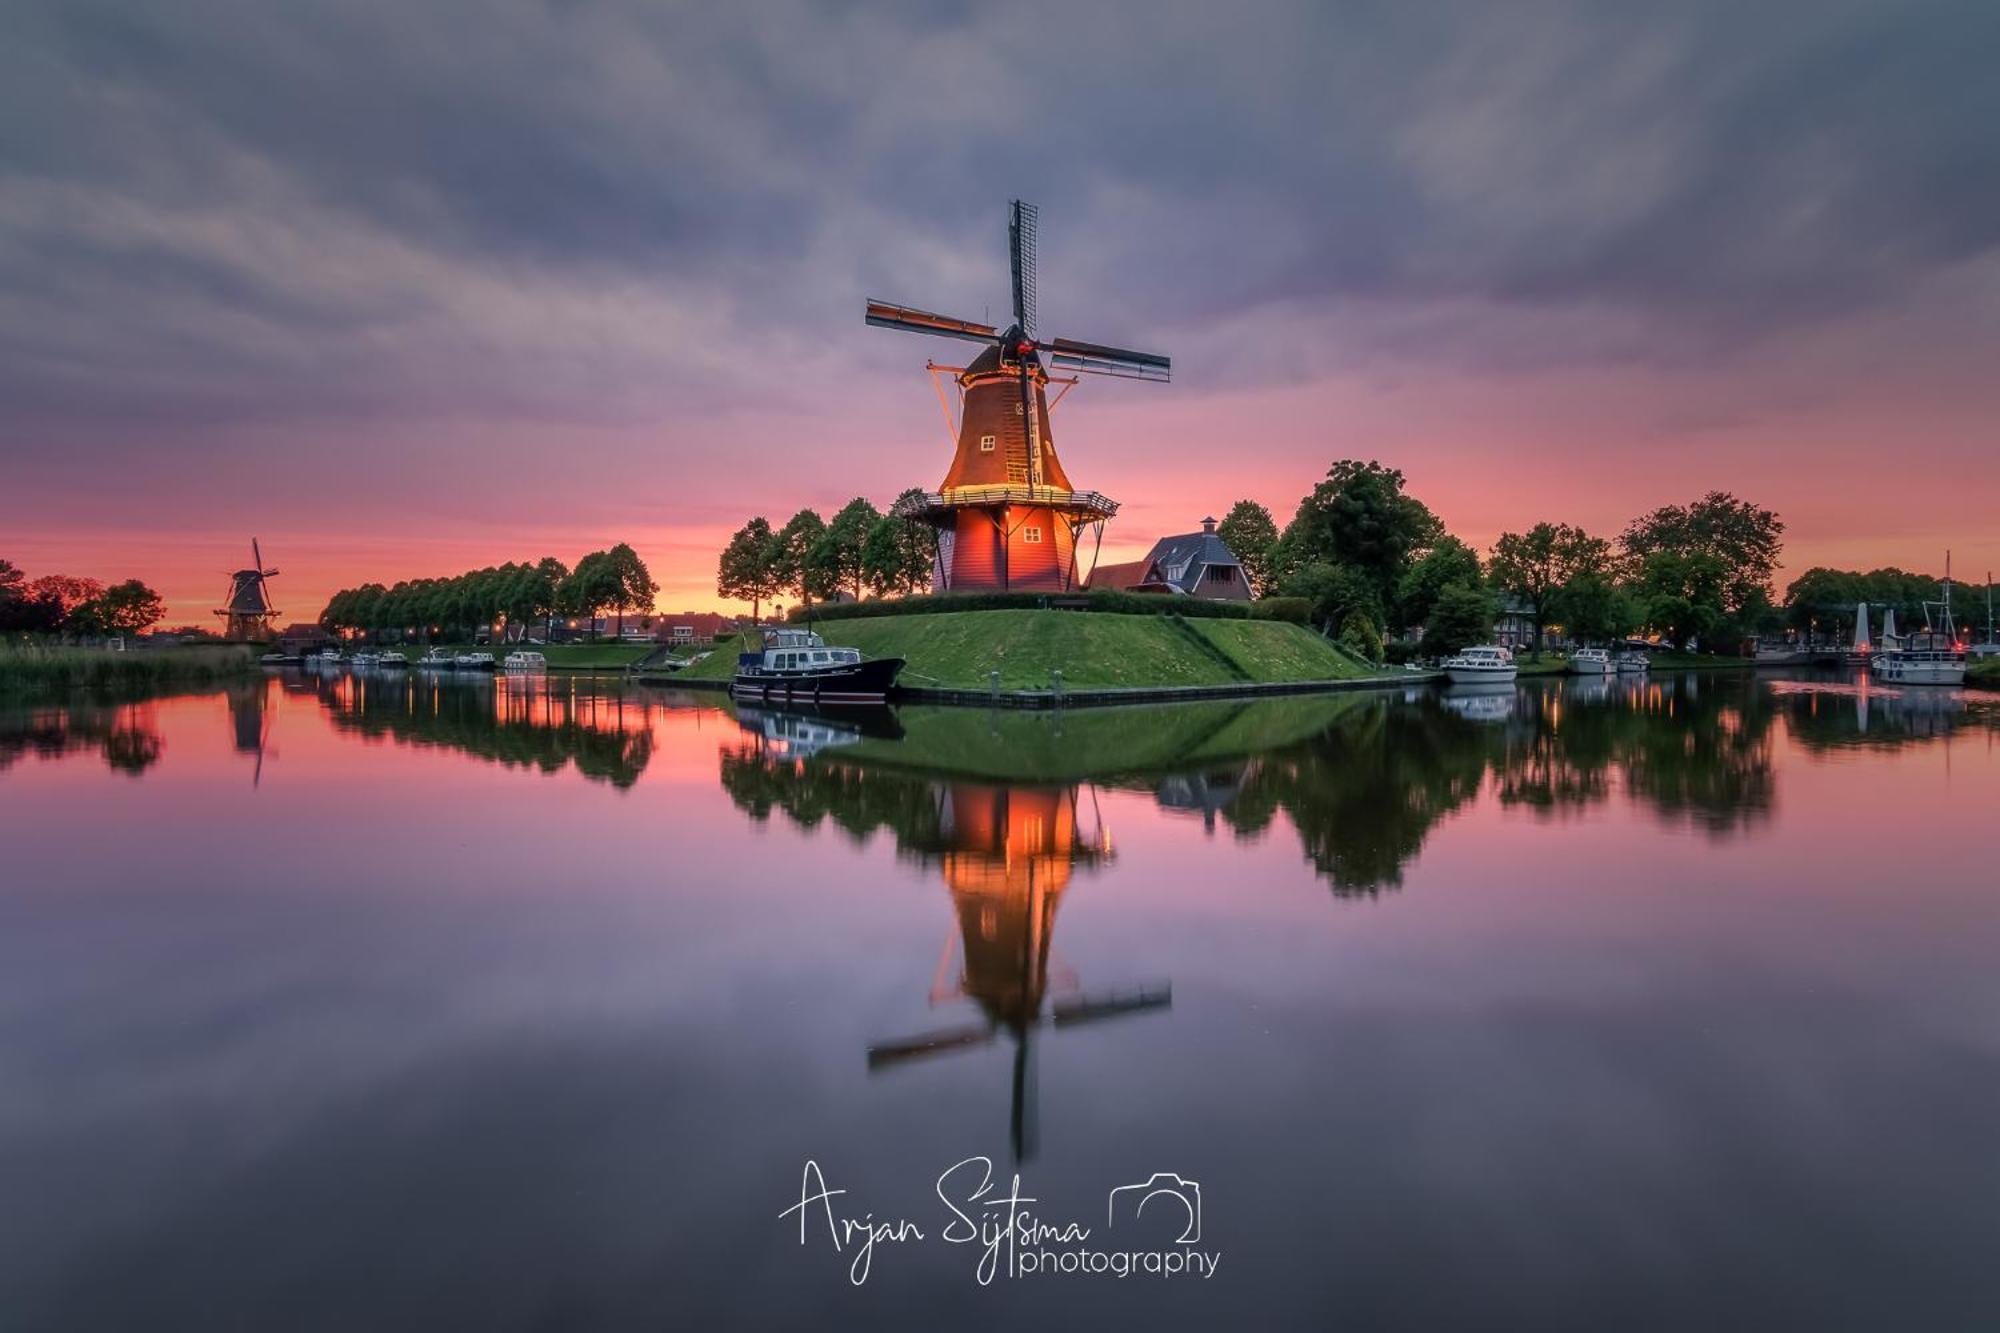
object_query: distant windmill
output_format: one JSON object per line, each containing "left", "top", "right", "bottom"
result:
{"left": 869, "top": 201, "right": 1171, "bottom": 592}
{"left": 215, "top": 538, "right": 280, "bottom": 640}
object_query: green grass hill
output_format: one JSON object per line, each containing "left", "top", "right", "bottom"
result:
{"left": 677, "top": 609, "right": 1375, "bottom": 690}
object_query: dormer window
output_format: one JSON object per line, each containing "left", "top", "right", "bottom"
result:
{"left": 979, "top": 434, "right": 996, "bottom": 452}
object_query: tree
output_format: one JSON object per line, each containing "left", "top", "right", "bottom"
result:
{"left": 1635, "top": 550, "right": 1728, "bottom": 649}
{"left": 1216, "top": 500, "right": 1280, "bottom": 597}
{"left": 1487, "top": 523, "right": 1611, "bottom": 654}
{"left": 773, "top": 510, "right": 827, "bottom": 607}
{"left": 1621, "top": 492, "right": 1783, "bottom": 614}
{"left": 718, "top": 517, "right": 784, "bottom": 625}
{"left": 1276, "top": 461, "right": 1442, "bottom": 614}
{"left": 604, "top": 543, "right": 658, "bottom": 638}
{"left": 1395, "top": 536, "right": 1484, "bottom": 635}
{"left": 857, "top": 491, "right": 934, "bottom": 598}
{"left": 15, "top": 575, "right": 105, "bottom": 634}
{"left": 1422, "top": 581, "right": 1496, "bottom": 658}
{"left": 563, "top": 550, "right": 622, "bottom": 639}
{"left": 88, "top": 580, "right": 167, "bottom": 635}
{"left": 809, "top": 498, "right": 881, "bottom": 603}
{"left": 1283, "top": 561, "right": 1383, "bottom": 637}
{"left": 1548, "top": 569, "right": 1640, "bottom": 645}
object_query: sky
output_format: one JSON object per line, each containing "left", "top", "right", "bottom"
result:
{"left": 3, "top": 0, "right": 1998, "bottom": 626}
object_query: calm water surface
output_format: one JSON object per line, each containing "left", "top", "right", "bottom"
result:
{"left": 3, "top": 669, "right": 1998, "bottom": 1330}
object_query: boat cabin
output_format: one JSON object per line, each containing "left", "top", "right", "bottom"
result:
{"left": 741, "top": 629, "right": 862, "bottom": 675}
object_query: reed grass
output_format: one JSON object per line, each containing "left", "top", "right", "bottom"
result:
{"left": 0, "top": 643, "right": 260, "bottom": 697}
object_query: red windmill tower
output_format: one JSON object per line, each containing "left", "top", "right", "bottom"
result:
{"left": 868, "top": 202, "right": 1170, "bottom": 592}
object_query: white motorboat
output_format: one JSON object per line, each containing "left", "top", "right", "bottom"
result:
{"left": 1568, "top": 647, "right": 1612, "bottom": 675}
{"left": 1869, "top": 554, "right": 1969, "bottom": 685}
{"left": 417, "top": 648, "right": 454, "bottom": 669}
{"left": 1441, "top": 644, "right": 1517, "bottom": 684}
{"left": 502, "top": 650, "right": 547, "bottom": 671}
{"left": 1615, "top": 649, "right": 1649, "bottom": 673}
{"left": 1870, "top": 647, "right": 1966, "bottom": 685}
{"left": 378, "top": 651, "right": 408, "bottom": 668}
{"left": 351, "top": 650, "right": 380, "bottom": 668}
{"left": 453, "top": 652, "right": 496, "bottom": 672}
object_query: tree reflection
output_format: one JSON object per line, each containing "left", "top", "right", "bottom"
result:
{"left": 305, "top": 670, "right": 657, "bottom": 788}
{"left": 0, "top": 700, "right": 164, "bottom": 776}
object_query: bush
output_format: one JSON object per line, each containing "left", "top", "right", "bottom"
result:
{"left": 789, "top": 589, "right": 1261, "bottom": 624}
{"left": 1250, "top": 597, "right": 1310, "bottom": 624}
{"left": 1337, "top": 612, "right": 1383, "bottom": 663}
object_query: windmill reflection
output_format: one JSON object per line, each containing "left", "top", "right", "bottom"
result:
{"left": 866, "top": 781, "right": 1170, "bottom": 1161}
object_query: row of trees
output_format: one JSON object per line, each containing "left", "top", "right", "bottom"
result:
{"left": 1, "top": 559, "right": 167, "bottom": 636}
{"left": 320, "top": 544, "right": 657, "bottom": 641}
{"left": 717, "top": 492, "right": 933, "bottom": 623}
{"left": 1213, "top": 473, "right": 1787, "bottom": 656}
{"left": 1783, "top": 566, "right": 1993, "bottom": 639}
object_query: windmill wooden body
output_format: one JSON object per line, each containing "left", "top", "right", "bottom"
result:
{"left": 869, "top": 202, "right": 1170, "bottom": 592}
{"left": 215, "top": 539, "right": 280, "bottom": 640}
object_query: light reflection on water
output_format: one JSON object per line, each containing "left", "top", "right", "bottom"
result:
{"left": 2, "top": 669, "right": 1998, "bottom": 1330}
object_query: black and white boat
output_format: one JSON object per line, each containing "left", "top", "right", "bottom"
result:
{"left": 731, "top": 629, "right": 905, "bottom": 704}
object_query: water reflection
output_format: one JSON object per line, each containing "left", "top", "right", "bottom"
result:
{"left": 0, "top": 697, "right": 165, "bottom": 775}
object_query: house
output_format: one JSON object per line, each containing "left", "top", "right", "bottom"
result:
{"left": 654, "top": 612, "right": 738, "bottom": 645}
{"left": 1089, "top": 517, "right": 1252, "bottom": 601}
{"left": 278, "top": 622, "right": 332, "bottom": 655}
{"left": 1493, "top": 595, "right": 1570, "bottom": 652}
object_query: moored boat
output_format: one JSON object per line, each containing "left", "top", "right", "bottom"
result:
{"left": 417, "top": 648, "right": 455, "bottom": 669}
{"left": 1440, "top": 644, "right": 1517, "bottom": 685}
{"left": 378, "top": 651, "right": 408, "bottom": 668}
{"left": 453, "top": 652, "right": 496, "bottom": 672}
{"left": 1568, "top": 647, "right": 1612, "bottom": 675}
{"left": 352, "top": 650, "right": 380, "bottom": 668}
{"left": 1615, "top": 649, "right": 1649, "bottom": 673}
{"left": 731, "top": 628, "right": 904, "bottom": 704}
{"left": 502, "top": 650, "right": 547, "bottom": 671}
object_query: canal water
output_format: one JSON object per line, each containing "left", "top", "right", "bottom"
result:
{"left": 3, "top": 669, "right": 1997, "bottom": 1330}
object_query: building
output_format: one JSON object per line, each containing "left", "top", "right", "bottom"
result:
{"left": 654, "top": 612, "right": 739, "bottom": 645}
{"left": 1088, "top": 518, "right": 1252, "bottom": 601}
{"left": 893, "top": 341, "right": 1118, "bottom": 593}
{"left": 278, "top": 622, "right": 332, "bottom": 655}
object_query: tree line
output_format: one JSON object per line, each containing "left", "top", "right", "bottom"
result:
{"left": 716, "top": 491, "right": 933, "bottom": 624}
{"left": 1, "top": 559, "right": 167, "bottom": 636}
{"left": 319, "top": 543, "right": 658, "bottom": 642}
{"left": 1215, "top": 470, "right": 1787, "bottom": 657}
{"left": 1783, "top": 566, "right": 1993, "bottom": 640}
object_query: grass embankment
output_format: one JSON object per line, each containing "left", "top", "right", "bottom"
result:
{"left": 1969, "top": 657, "right": 2000, "bottom": 690}
{"left": 0, "top": 643, "right": 258, "bottom": 697}
{"left": 678, "top": 610, "right": 1376, "bottom": 690}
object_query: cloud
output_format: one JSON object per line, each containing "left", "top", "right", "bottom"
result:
{"left": 2, "top": 0, "right": 1998, "bottom": 439}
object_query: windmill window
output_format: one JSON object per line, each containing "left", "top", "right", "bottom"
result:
{"left": 1022, "top": 526, "right": 1043, "bottom": 544}
{"left": 979, "top": 434, "right": 996, "bottom": 452}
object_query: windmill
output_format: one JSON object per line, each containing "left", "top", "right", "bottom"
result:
{"left": 869, "top": 201, "right": 1171, "bottom": 592}
{"left": 215, "top": 539, "right": 280, "bottom": 640}
{"left": 867, "top": 783, "right": 1170, "bottom": 1160}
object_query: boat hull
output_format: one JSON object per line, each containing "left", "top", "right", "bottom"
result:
{"left": 731, "top": 656, "right": 906, "bottom": 704}
{"left": 1445, "top": 664, "right": 1518, "bottom": 685}
{"left": 1870, "top": 658, "right": 1967, "bottom": 685}
{"left": 1568, "top": 658, "right": 1611, "bottom": 676}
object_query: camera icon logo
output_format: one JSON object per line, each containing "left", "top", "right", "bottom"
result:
{"left": 1107, "top": 1173, "right": 1202, "bottom": 1244}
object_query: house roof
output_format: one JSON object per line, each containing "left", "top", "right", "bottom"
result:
{"left": 1139, "top": 530, "right": 1242, "bottom": 593}
{"left": 1087, "top": 558, "right": 1154, "bottom": 590}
